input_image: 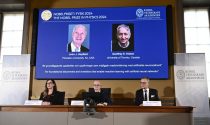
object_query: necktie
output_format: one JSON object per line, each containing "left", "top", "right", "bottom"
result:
{"left": 144, "top": 89, "right": 147, "bottom": 101}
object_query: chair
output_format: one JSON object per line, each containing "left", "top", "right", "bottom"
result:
{"left": 57, "top": 91, "right": 65, "bottom": 105}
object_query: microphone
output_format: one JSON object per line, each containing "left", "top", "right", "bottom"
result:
{"left": 83, "top": 97, "right": 96, "bottom": 116}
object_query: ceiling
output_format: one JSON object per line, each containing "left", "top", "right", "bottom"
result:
{"left": 183, "top": 0, "right": 210, "bottom": 6}
{"left": 0, "top": 0, "right": 24, "bottom": 4}
{"left": 0, "top": 0, "right": 209, "bottom": 10}
{"left": 0, "top": 0, "right": 24, "bottom": 11}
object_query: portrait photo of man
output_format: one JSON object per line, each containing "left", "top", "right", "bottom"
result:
{"left": 67, "top": 24, "right": 89, "bottom": 52}
{"left": 112, "top": 24, "right": 134, "bottom": 51}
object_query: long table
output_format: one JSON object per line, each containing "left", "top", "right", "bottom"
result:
{"left": 0, "top": 106, "right": 193, "bottom": 125}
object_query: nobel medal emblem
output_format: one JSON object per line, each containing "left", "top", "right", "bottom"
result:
{"left": 41, "top": 10, "right": 52, "bottom": 21}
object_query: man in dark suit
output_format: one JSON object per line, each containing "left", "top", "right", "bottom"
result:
{"left": 90, "top": 80, "right": 112, "bottom": 106}
{"left": 135, "top": 77, "right": 159, "bottom": 106}
{"left": 67, "top": 24, "right": 89, "bottom": 52}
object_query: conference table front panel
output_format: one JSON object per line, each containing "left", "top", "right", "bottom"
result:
{"left": 0, "top": 106, "right": 193, "bottom": 125}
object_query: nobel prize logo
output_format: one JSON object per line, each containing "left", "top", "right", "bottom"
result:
{"left": 2, "top": 71, "right": 28, "bottom": 81}
{"left": 136, "top": 8, "right": 161, "bottom": 20}
{"left": 2, "top": 71, "right": 12, "bottom": 80}
{"left": 176, "top": 70, "right": 185, "bottom": 79}
{"left": 41, "top": 10, "right": 52, "bottom": 21}
{"left": 136, "top": 9, "right": 144, "bottom": 18}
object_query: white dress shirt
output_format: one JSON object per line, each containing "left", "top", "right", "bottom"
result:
{"left": 71, "top": 42, "right": 81, "bottom": 52}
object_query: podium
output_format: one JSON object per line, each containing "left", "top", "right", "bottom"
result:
{"left": 0, "top": 105, "right": 193, "bottom": 125}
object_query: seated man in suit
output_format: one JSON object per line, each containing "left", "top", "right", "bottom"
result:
{"left": 89, "top": 80, "right": 112, "bottom": 106}
{"left": 135, "top": 77, "right": 159, "bottom": 106}
{"left": 67, "top": 24, "right": 89, "bottom": 52}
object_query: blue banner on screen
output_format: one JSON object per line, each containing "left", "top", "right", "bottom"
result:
{"left": 35, "top": 6, "right": 169, "bottom": 79}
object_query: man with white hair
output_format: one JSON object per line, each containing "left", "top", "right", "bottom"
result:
{"left": 112, "top": 24, "right": 134, "bottom": 51}
{"left": 67, "top": 24, "right": 89, "bottom": 52}
{"left": 90, "top": 80, "right": 112, "bottom": 106}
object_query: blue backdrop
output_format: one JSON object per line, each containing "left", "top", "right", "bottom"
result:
{"left": 35, "top": 6, "right": 169, "bottom": 79}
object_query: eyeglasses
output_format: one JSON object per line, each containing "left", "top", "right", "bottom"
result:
{"left": 140, "top": 82, "right": 147, "bottom": 84}
{"left": 93, "top": 84, "right": 100, "bottom": 86}
{"left": 47, "top": 82, "right": 53, "bottom": 84}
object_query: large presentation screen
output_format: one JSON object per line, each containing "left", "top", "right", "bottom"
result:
{"left": 35, "top": 6, "right": 169, "bottom": 79}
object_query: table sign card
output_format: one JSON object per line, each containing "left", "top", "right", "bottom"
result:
{"left": 24, "top": 100, "right": 43, "bottom": 105}
{"left": 71, "top": 100, "right": 84, "bottom": 106}
{"left": 143, "top": 101, "right": 162, "bottom": 106}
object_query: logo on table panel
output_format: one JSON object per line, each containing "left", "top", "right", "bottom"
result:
{"left": 2, "top": 71, "right": 12, "bottom": 80}
{"left": 2, "top": 71, "right": 28, "bottom": 81}
{"left": 176, "top": 70, "right": 185, "bottom": 80}
{"left": 41, "top": 10, "right": 52, "bottom": 21}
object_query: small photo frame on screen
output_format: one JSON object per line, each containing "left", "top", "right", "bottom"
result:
{"left": 67, "top": 24, "right": 90, "bottom": 52}
{"left": 112, "top": 24, "right": 134, "bottom": 52}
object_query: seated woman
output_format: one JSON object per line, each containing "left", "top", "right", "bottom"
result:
{"left": 39, "top": 79, "right": 64, "bottom": 105}
{"left": 89, "top": 80, "right": 112, "bottom": 106}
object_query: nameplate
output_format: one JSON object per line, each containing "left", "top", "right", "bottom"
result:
{"left": 143, "top": 101, "right": 162, "bottom": 106}
{"left": 24, "top": 100, "right": 43, "bottom": 105}
{"left": 71, "top": 100, "right": 84, "bottom": 106}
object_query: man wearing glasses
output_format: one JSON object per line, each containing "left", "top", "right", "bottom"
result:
{"left": 135, "top": 77, "right": 159, "bottom": 106}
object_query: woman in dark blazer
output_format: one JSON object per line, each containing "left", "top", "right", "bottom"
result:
{"left": 39, "top": 79, "right": 64, "bottom": 105}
